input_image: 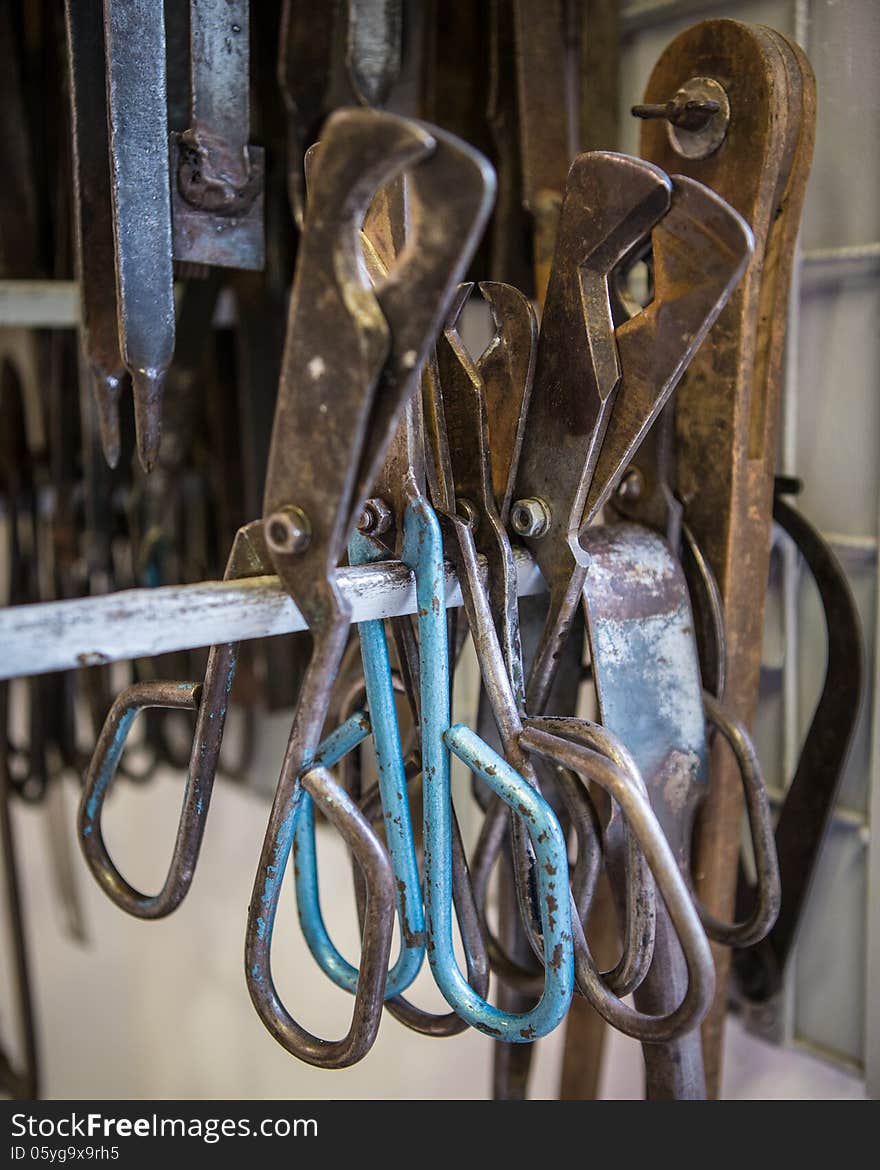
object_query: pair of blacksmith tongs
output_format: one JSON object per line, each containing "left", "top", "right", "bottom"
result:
{"left": 243, "top": 108, "right": 494, "bottom": 1068}
{"left": 510, "top": 150, "right": 754, "bottom": 717}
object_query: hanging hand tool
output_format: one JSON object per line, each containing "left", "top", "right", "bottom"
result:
{"left": 733, "top": 480, "right": 863, "bottom": 1007}
{"left": 278, "top": 0, "right": 404, "bottom": 230}
{"left": 64, "top": 0, "right": 126, "bottom": 468}
{"left": 635, "top": 19, "right": 816, "bottom": 1095}
{"left": 423, "top": 286, "right": 711, "bottom": 1052}
{"left": 512, "top": 0, "right": 571, "bottom": 306}
{"left": 103, "top": 0, "right": 175, "bottom": 472}
{"left": 401, "top": 484, "right": 575, "bottom": 1042}
{"left": 510, "top": 151, "right": 752, "bottom": 718}
{"left": 245, "top": 108, "right": 494, "bottom": 1067}
{"left": 170, "top": 1, "right": 265, "bottom": 270}
{"left": 580, "top": 524, "right": 777, "bottom": 1097}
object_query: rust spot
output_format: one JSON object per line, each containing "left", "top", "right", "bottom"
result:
{"left": 543, "top": 860, "right": 557, "bottom": 876}
{"left": 548, "top": 943, "right": 563, "bottom": 971}
{"left": 520, "top": 1025, "right": 537, "bottom": 1039}
{"left": 77, "top": 650, "right": 110, "bottom": 666}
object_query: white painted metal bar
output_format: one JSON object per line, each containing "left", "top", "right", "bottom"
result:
{"left": 0, "top": 548, "right": 546, "bottom": 681}
{"left": 0, "top": 248, "right": 874, "bottom": 328}
{"left": 0, "top": 282, "right": 238, "bottom": 328}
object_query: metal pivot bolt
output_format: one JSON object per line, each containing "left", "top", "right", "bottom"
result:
{"left": 632, "top": 77, "right": 730, "bottom": 161}
{"left": 357, "top": 497, "right": 393, "bottom": 536}
{"left": 265, "top": 505, "right": 312, "bottom": 555}
{"left": 455, "top": 498, "right": 480, "bottom": 528}
{"left": 615, "top": 467, "right": 644, "bottom": 503}
{"left": 510, "top": 497, "right": 551, "bottom": 539}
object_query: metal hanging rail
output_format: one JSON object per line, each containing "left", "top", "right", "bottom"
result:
{"left": 0, "top": 549, "right": 545, "bottom": 681}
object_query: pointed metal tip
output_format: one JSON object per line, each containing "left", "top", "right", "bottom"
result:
{"left": 91, "top": 372, "right": 123, "bottom": 470}
{"left": 132, "top": 369, "right": 165, "bottom": 474}
{"left": 445, "top": 282, "right": 474, "bottom": 331}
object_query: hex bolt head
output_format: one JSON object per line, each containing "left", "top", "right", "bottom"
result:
{"left": 510, "top": 497, "right": 551, "bottom": 539}
{"left": 357, "top": 496, "right": 392, "bottom": 537}
{"left": 265, "top": 505, "right": 311, "bottom": 555}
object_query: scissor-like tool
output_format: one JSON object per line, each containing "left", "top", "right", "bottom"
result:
{"left": 244, "top": 108, "right": 494, "bottom": 1067}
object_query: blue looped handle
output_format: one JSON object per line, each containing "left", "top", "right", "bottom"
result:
{"left": 401, "top": 492, "right": 574, "bottom": 1041}
{"left": 292, "top": 531, "right": 426, "bottom": 999}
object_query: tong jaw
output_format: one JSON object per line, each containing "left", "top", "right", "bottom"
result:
{"left": 263, "top": 111, "right": 495, "bottom": 630}
{"left": 476, "top": 281, "right": 537, "bottom": 524}
{"left": 262, "top": 110, "right": 433, "bottom": 622}
{"left": 511, "top": 152, "right": 672, "bottom": 588}
{"left": 582, "top": 178, "right": 754, "bottom": 524}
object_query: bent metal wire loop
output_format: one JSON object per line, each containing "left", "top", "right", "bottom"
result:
{"left": 521, "top": 722, "right": 715, "bottom": 1042}
{"left": 401, "top": 487, "right": 574, "bottom": 1041}
{"left": 293, "top": 529, "right": 425, "bottom": 999}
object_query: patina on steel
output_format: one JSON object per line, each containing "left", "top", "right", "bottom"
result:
{"left": 246, "top": 111, "right": 494, "bottom": 1066}
{"left": 513, "top": 151, "right": 750, "bottom": 717}
{"left": 424, "top": 291, "right": 669, "bottom": 1047}
{"left": 478, "top": 281, "right": 537, "bottom": 524}
{"left": 637, "top": 19, "right": 816, "bottom": 1094}
{"left": 422, "top": 295, "right": 547, "bottom": 957}
{"left": 103, "top": 0, "right": 175, "bottom": 473}
{"left": 510, "top": 153, "right": 670, "bottom": 714}
{"left": 400, "top": 486, "right": 575, "bottom": 1041}
{"left": 511, "top": 0, "right": 571, "bottom": 304}
{"left": 734, "top": 489, "right": 863, "bottom": 1004}
{"left": 582, "top": 177, "right": 753, "bottom": 522}
{"left": 581, "top": 523, "right": 714, "bottom": 1096}
{"left": 580, "top": 523, "right": 777, "bottom": 1096}
{"left": 342, "top": 703, "right": 492, "bottom": 1038}
{"left": 520, "top": 722, "right": 714, "bottom": 1044}
{"left": 346, "top": 0, "right": 402, "bottom": 106}
{"left": 277, "top": 0, "right": 338, "bottom": 229}
{"left": 77, "top": 520, "right": 271, "bottom": 919}
{"left": 171, "top": 0, "right": 265, "bottom": 270}
{"left": 64, "top": 0, "right": 126, "bottom": 469}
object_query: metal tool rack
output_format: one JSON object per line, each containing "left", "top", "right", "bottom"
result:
{"left": 1, "top": 0, "right": 876, "bottom": 1094}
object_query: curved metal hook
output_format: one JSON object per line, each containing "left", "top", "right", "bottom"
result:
{"left": 521, "top": 725, "right": 715, "bottom": 1042}
{"left": 401, "top": 488, "right": 574, "bottom": 1041}
{"left": 247, "top": 761, "right": 395, "bottom": 1069}
{"left": 694, "top": 694, "right": 780, "bottom": 948}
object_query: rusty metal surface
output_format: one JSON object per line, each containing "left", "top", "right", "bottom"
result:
{"left": 512, "top": 0, "right": 570, "bottom": 304}
{"left": 103, "top": 0, "right": 175, "bottom": 473}
{"left": 171, "top": 0, "right": 265, "bottom": 270}
{"left": 64, "top": 0, "right": 125, "bottom": 469}
{"left": 346, "top": 0, "right": 402, "bottom": 107}
{"left": 637, "top": 19, "right": 816, "bottom": 1095}
{"left": 734, "top": 492, "right": 863, "bottom": 1004}
{"left": 581, "top": 523, "right": 712, "bottom": 1096}
{"left": 77, "top": 520, "right": 270, "bottom": 919}
{"left": 512, "top": 151, "right": 671, "bottom": 715}
{"left": 247, "top": 112, "right": 494, "bottom": 1066}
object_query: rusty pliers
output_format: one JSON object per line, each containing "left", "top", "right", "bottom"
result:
{"left": 244, "top": 108, "right": 494, "bottom": 1068}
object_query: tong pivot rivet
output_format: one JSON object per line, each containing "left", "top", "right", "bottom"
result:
{"left": 510, "top": 497, "right": 551, "bottom": 539}
{"left": 266, "top": 506, "right": 312, "bottom": 555}
{"left": 632, "top": 77, "right": 731, "bottom": 161}
{"left": 455, "top": 498, "right": 480, "bottom": 529}
{"left": 615, "top": 467, "right": 644, "bottom": 504}
{"left": 357, "top": 497, "right": 393, "bottom": 537}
